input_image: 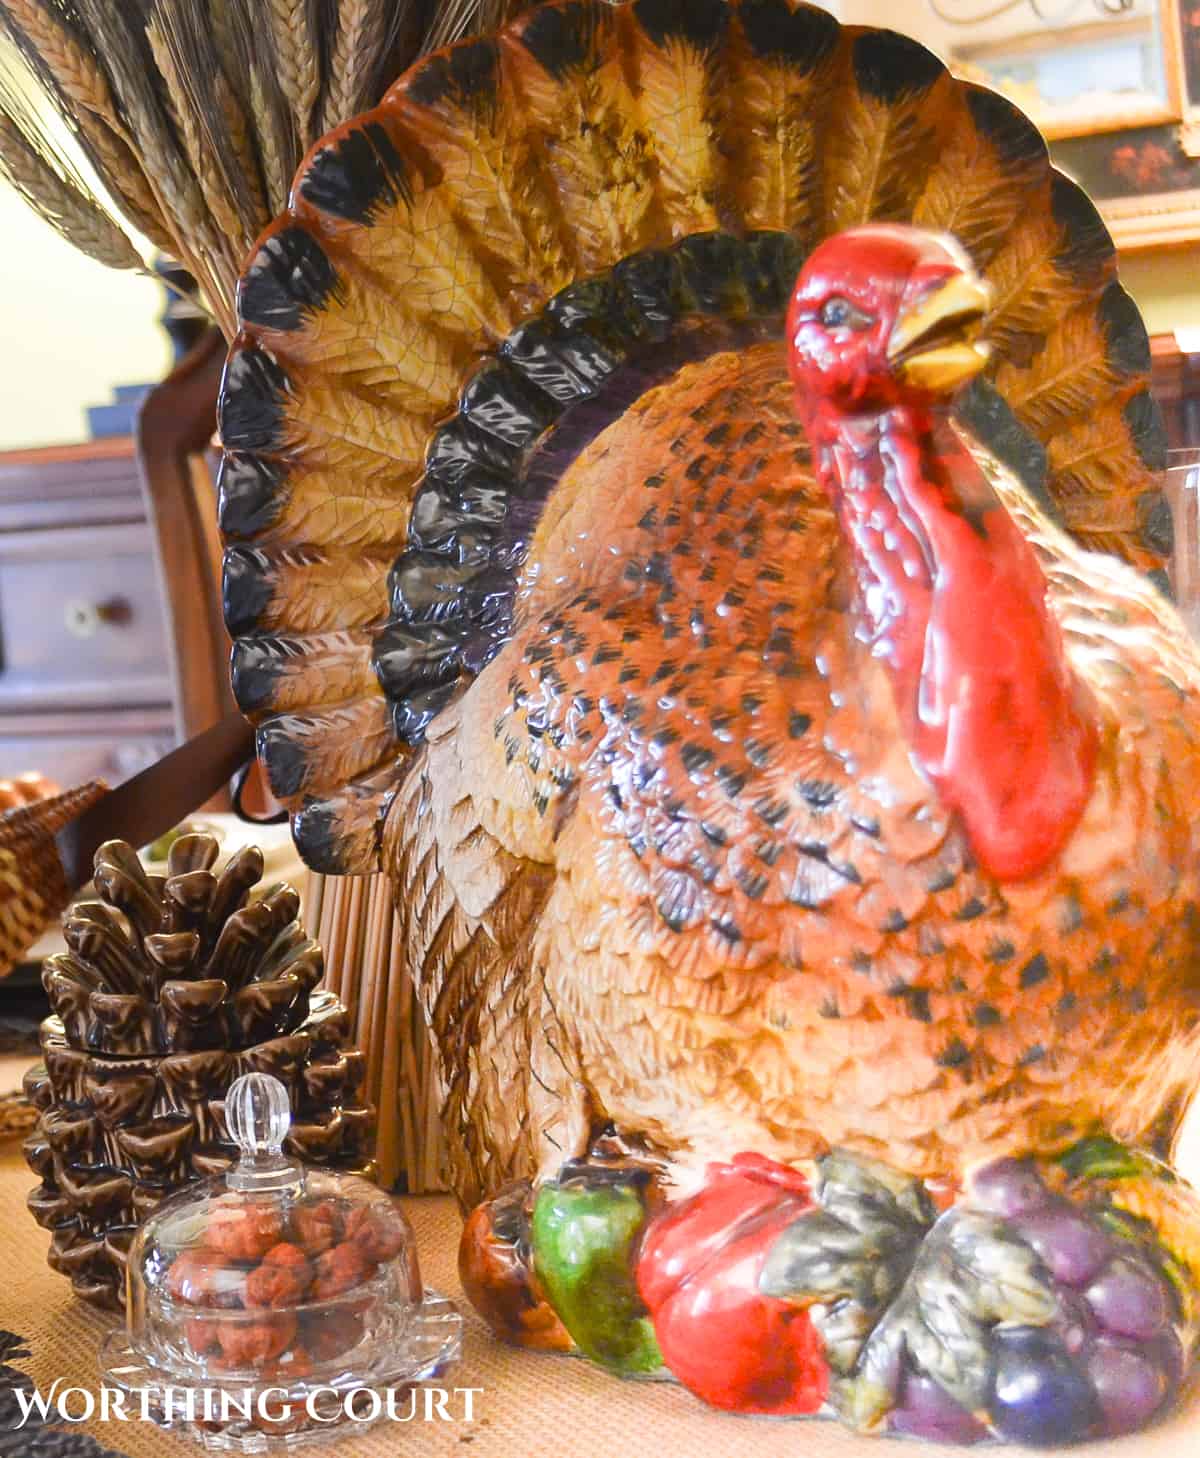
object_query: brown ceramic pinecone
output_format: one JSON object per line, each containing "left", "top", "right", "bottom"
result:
{"left": 22, "top": 834, "right": 375, "bottom": 1308}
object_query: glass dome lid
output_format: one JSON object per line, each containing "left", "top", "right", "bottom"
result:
{"left": 101, "top": 1073, "right": 461, "bottom": 1451}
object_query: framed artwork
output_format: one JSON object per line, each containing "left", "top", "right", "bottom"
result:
{"left": 953, "top": 0, "right": 1200, "bottom": 249}
{"left": 840, "top": 0, "right": 1200, "bottom": 248}
{"left": 947, "top": 0, "right": 1183, "bottom": 142}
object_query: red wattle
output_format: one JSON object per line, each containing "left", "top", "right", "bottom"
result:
{"left": 803, "top": 402, "right": 1096, "bottom": 883}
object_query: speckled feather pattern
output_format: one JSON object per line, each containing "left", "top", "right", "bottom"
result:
{"left": 385, "top": 345, "right": 1200, "bottom": 1204}
{"left": 220, "top": 0, "right": 1186, "bottom": 1207}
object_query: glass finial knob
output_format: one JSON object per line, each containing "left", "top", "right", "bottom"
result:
{"left": 225, "top": 1075, "right": 299, "bottom": 1192}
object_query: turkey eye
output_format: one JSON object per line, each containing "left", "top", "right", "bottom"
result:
{"left": 820, "top": 296, "right": 872, "bottom": 330}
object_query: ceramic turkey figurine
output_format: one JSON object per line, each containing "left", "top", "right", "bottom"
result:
{"left": 219, "top": 0, "right": 1200, "bottom": 1443}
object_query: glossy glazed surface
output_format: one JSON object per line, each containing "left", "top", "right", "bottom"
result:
{"left": 218, "top": 0, "right": 1199, "bottom": 1443}
{"left": 22, "top": 834, "right": 375, "bottom": 1308}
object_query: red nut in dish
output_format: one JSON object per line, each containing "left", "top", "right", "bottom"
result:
{"left": 263, "top": 1241, "right": 312, "bottom": 1281}
{"left": 166, "top": 1249, "right": 231, "bottom": 1306}
{"left": 214, "top": 1313, "right": 297, "bottom": 1368}
{"left": 292, "top": 1200, "right": 342, "bottom": 1256}
{"left": 185, "top": 1316, "right": 220, "bottom": 1355}
{"left": 312, "top": 1240, "right": 372, "bottom": 1300}
{"left": 345, "top": 1204, "right": 406, "bottom": 1264}
{"left": 207, "top": 1203, "right": 284, "bottom": 1262}
{"left": 246, "top": 1251, "right": 310, "bottom": 1310}
{"left": 304, "top": 1309, "right": 365, "bottom": 1362}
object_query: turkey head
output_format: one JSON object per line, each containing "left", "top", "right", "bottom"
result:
{"left": 787, "top": 226, "right": 1096, "bottom": 881}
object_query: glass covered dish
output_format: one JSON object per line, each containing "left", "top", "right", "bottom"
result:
{"left": 101, "top": 1072, "right": 461, "bottom": 1450}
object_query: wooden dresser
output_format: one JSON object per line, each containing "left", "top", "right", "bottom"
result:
{"left": 0, "top": 437, "right": 178, "bottom": 788}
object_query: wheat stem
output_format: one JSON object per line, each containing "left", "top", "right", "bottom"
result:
{"left": 0, "top": 0, "right": 177, "bottom": 252}
{"left": 147, "top": 18, "right": 247, "bottom": 260}
{"left": 267, "top": 0, "right": 321, "bottom": 146}
{"left": 1, "top": 0, "right": 121, "bottom": 131}
{"left": 77, "top": 116, "right": 175, "bottom": 250}
{"left": 0, "top": 111, "right": 143, "bottom": 270}
{"left": 322, "top": 0, "right": 386, "bottom": 131}
{"left": 213, "top": 69, "right": 268, "bottom": 231}
{"left": 250, "top": 64, "right": 290, "bottom": 216}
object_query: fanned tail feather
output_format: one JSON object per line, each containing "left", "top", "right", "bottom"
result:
{"left": 219, "top": 0, "right": 1168, "bottom": 874}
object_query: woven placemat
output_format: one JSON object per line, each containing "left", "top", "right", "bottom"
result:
{"left": 1, "top": 1134, "right": 1199, "bottom": 1458}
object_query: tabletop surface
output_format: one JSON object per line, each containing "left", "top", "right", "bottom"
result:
{"left": 1, "top": 1052, "right": 1199, "bottom": 1458}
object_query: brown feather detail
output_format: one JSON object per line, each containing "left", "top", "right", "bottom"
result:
{"left": 228, "top": 462, "right": 426, "bottom": 553}
{"left": 1047, "top": 404, "right": 1161, "bottom": 567}
{"left": 911, "top": 87, "right": 1044, "bottom": 270}
{"left": 259, "top": 695, "right": 394, "bottom": 804}
{"left": 248, "top": 243, "right": 478, "bottom": 417}
{"left": 237, "top": 628, "right": 380, "bottom": 714}
{"left": 265, "top": 366, "right": 438, "bottom": 482}
{"left": 996, "top": 300, "right": 1126, "bottom": 435}
{"left": 292, "top": 111, "right": 517, "bottom": 346}
{"left": 981, "top": 193, "right": 1114, "bottom": 364}
{"left": 723, "top": 6, "right": 839, "bottom": 242}
{"left": 501, "top": 5, "right": 662, "bottom": 273}
{"left": 298, "top": 761, "right": 409, "bottom": 871}
{"left": 384, "top": 733, "right": 588, "bottom": 1209}
{"left": 389, "top": 56, "right": 573, "bottom": 318}
{"left": 623, "top": 2, "right": 726, "bottom": 239}
{"left": 238, "top": 547, "right": 395, "bottom": 635}
{"left": 821, "top": 36, "right": 956, "bottom": 236}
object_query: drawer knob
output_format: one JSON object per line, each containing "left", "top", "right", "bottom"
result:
{"left": 64, "top": 597, "right": 130, "bottom": 638}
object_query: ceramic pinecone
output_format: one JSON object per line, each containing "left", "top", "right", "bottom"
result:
{"left": 22, "top": 834, "right": 376, "bottom": 1308}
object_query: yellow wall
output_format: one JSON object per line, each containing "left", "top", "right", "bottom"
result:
{"left": 1119, "top": 251, "right": 1200, "bottom": 337}
{"left": 0, "top": 180, "right": 168, "bottom": 452}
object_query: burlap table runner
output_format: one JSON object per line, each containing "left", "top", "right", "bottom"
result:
{"left": 1, "top": 1063, "right": 1198, "bottom": 1458}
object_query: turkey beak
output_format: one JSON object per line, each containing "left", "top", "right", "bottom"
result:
{"left": 886, "top": 272, "right": 992, "bottom": 394}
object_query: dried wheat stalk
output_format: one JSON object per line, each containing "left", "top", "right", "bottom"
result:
{"left": 314, "top": 870, "right": 448, "bottom": 1192}
{"left": 322, "top": 0, "right": 387, "bottom": 132}
{"left": 212, "top": 68, "right": 267, "bottom": 225}
{"left": 249, "top": 65, "right": 291, "bottom": 218}
{"left": 0, "top": 0, "right": 174, "bottom": 251}
{"left": 0, "top": 0, "right": 542, "bottom": 332}
{"left": 80, "top": 120, "right": 176, "bottom": 253}
{"left": 0, "top": 109, "right": 142, "bottom": 268}
{"left": 268, "top": 0, "right": 321, "bottom": 143}
{"left": 2, "top": 0, "right": 119, "bottom": 129}
{"left": 147, "top": 19, "right": 242, "bottom": 270}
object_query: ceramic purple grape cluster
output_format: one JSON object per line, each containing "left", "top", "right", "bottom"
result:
{"left": 887, "top": 1158, "right": 1187, "bottom": 1446}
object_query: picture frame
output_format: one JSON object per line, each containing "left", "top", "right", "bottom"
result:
{"left": 949, "top": 0, "right": 1185, "bottom": 143}
{"left": 951, "top": 0, "right": 1200, "bottom": 249}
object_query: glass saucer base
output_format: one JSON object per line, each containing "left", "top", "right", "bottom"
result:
{"left": 99, "top": 1290, "right": 463, "bottom": 1452}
